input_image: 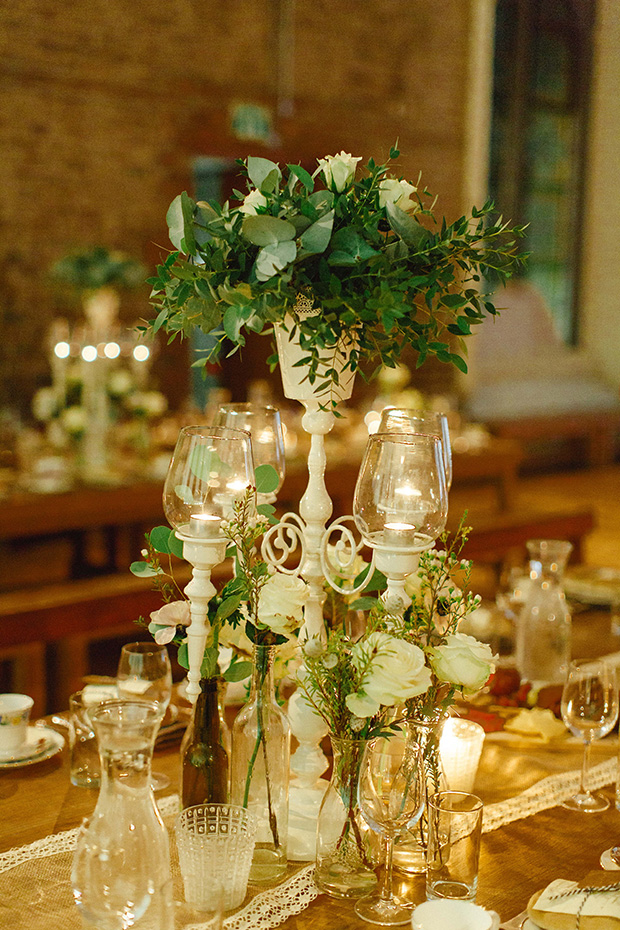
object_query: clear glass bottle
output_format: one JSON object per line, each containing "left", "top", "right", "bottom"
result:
{"left": 230, "top": 644, "right": 290, "bottom": 882}
{"left": 392, "top": 713, "right": 447, "bottom": 875}
{"left": 315, "top": 736, "right": 378, "bottom": 899}
{"left": 515, "top": 539, "right": 573, "bottom": 686}
{"left": 180, "top": 676, "right": 230, "bottom": 809}
{"left": 71, "top": 700, "right": 173, "bottom": 930}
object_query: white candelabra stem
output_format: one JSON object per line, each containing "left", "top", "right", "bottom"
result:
{"left": 374, "top": 549, "right": 421, "bottom": 615}
{"left": 178, "top": 533, "right": 227, "bottom": 704}
{"left": 297, "top": 405, "right": 335, "bottom": 643}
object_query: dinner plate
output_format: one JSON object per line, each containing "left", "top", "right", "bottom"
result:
{"left": 564, "top": 566, "right": 620, "bottom": 605}
{"left": 0, "top": 725, "right": 64, "bottom": 768}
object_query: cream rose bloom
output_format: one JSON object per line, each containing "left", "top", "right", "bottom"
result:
{"left": 429, "top": 632, "right": 495, "bottom": 696}
{"left": 239, "top": 189, "right": 267, "bottom": 215}
{"left": 346, "top": 632, "right": 432, "bottom": 718}
{"left": 317, "top": 151, "right": 362, "bottom": 192}
{"left": 258, "top": 572, "right": 309, "bottom": 638}
{"left": 379, "top": 178, "right": 418, "bottom": 212}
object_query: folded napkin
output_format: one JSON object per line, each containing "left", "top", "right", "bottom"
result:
{"left": 504, "top": 708, "right": 567, "bottom": 743}
{"left": 528, "top": 875, "right": 620, "bottom": 930}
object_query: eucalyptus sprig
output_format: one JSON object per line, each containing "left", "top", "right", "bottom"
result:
{"left": 144, "top": 146, "right": 527, "bottom": 407}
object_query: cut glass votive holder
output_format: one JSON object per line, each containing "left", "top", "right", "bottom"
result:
{"left": 176, "top": 803, "right": 257, "bottom": 912}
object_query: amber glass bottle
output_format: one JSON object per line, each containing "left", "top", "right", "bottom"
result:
{"left": 180, "top": 676, "right": 230, "bottom": 808}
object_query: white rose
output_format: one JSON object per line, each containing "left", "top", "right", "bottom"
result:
{"left": 239, "top": 189, "right": 268, "bottom": 215}
{"left": 429, "top": 632, "right": 495, "bottom": 696}
{"left": 317, "top": 151, "right": 362, "bottom": 192}
{"left": 379, "top": 178, "right": 418, "bottom": 212}
{"left": 346, "top": 632, "right": 432, "bottom": 718}
{"left": 258, "top": 572, "right": 309, "bottom": 638}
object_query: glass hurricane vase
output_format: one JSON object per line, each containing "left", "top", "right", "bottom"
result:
{"left": 315, "top": 736, "right": 379, "bottom": 899}
{"left": 230, "top": 644, "right": 290, "bottom": 882}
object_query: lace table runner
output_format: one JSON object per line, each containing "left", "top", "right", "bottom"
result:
{"left": 1, "top": 758, "right": 616, "bottom": 930}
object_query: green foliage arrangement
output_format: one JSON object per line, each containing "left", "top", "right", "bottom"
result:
{"left": 51, "top": 246, "right": 146, "bottom": 293}
{"left": 145, "top": 146, "right": 527, "bottom": 395}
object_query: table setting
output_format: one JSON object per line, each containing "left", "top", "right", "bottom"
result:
{"left": 3, "top": 148, "right": 620, "bottom": 930}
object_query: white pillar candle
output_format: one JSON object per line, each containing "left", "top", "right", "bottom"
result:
{"left": 439, "top": 717, "right": 486, "bottom": 793}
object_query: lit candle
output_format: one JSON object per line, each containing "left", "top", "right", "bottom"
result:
{"left": 188, "top": 513, "right": 222, "bottom": 538}
{"left": 439, "top": 717, "right": 485, "bottom": 793}
{"left": 383, "top": 521, "right": 417, "bottom": 548}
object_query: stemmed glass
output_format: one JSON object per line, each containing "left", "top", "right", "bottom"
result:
{"left": 378, "top": 408, "right": 452, "bottom": 491}
{"left": 355, "top": 731, "right": 425, "bottom": 925}
{"left": 561, "top": 658, "right": 619, "bottom": 812}
{"left": 116, "top": 642, "right": 173, "bottom": 792}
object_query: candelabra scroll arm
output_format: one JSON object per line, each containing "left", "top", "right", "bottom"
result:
{"left": 320, "top": 515, "right": 376, "bottom": 597}
{"left": 261, "top": 511, "right": 307, "bottom": 575}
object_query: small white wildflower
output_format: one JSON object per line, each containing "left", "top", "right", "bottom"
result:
{"left": 141, "top": 549, "right": 148, "bottom": 558}
{"left": 322, "top": 653, "right": 338, "bottom": 669}
{"left": 350, "top": 716, "right": 366, "bottom": 732}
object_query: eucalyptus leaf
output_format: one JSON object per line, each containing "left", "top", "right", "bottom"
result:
{"left": 300, "top": 209, "right": 334, "bottom": 254}
{"left": 129, "top": 560, "right": 161, "bottom": 578}
{"left": 166, "top": 191, "right": 196, "bottom": 253}
{"left": 386, "top": 201, "right": 428, "bottom": 247}
{"left": 188, "top": 445, "right": 231, "bottom": 482}
{"left": 177, "top": 642, "right": 189, "bottom": 670}
{"left": 215, "top": 594, "right": 243, "bottom": 622}
{"left": 255, "top": 240, "right": 297, "bottom": 281}
{"left": 247, "top": 156, "right": 282, "bottom": 193}
{"left": 149, "top": 525, "right": 175, "bottom": 554}
{"left": 173, "top": 483, "right": 197, "bottom": 505}
{"left": 224, "top": 660, "right": 253, "bottom": 683}
{"left": 169, "top": 533, "right": 184, "bottom": 558}
{"left": 254, "top": 463, "right": 280, "bottom": 493}
{"left": 242, "top": 215, "right": 296, "bottom": 247}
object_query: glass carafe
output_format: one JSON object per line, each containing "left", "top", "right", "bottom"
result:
{"left": 71, "top": 700, "right": 174, "bottom": 930}
{"left": 515, "top": 539, "right": 573, "bottom": 686}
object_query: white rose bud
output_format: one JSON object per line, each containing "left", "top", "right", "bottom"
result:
{"left": 239, "top": 189, "right": 268, "bottom": 215}
{"left": 317, "top": 151, "right": 362, "bottom": 192}
{"left": 379, "top": 178, "right": 418, "bottom": 212}
{"left": 429, "top": 631, "right": 495, "bottom": 696}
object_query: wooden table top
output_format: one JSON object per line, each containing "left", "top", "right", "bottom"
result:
{"left": 2, "top": 709, "right": 620, "bottom": 928}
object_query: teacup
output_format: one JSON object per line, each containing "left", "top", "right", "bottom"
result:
{"left": 0, "top": 693, "right": 34, "bottom": 752}
{"left": 412, "top": 899, "right": 500, "bottom": 930}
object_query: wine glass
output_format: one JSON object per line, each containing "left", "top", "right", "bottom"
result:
{"left": 378, "top": 408, "right": 452, "bottom": 491}
{"left": 561, "top": 658, "right": 619, "bottom": 812}
{"left": 355, "top": 731, "right": 425, "bottom": 925}
{"left": 116, "top": 642, "right": 173, "bottom": 792}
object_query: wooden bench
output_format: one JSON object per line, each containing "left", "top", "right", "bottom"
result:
{"left": 449, "top": 506, "right": 595, "bottom": 578}
{"left": 487, "top": 411, "right": 620, "bottom": 469}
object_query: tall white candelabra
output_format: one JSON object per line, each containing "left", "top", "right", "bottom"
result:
{"left": 261, "top": 321, "right": 449, "bottom": 859}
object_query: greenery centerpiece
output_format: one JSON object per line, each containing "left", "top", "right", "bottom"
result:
{"left": 145, "top": 147, "right": 526, "bottom": 404}
{"left": 299, "top": 523, "right": 494, "bottom": 895}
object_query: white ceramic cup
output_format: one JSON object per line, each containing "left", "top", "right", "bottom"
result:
{"left": 412, "top": 899, "right": 500, "bottom": 930}
{"left": 0, "top": 693, "right": 34, "bottom": 752}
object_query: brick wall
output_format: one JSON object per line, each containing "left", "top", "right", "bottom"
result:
{"left": 0, "top": 0, "right": 470, "bottom": 414}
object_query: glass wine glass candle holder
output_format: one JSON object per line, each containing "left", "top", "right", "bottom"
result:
{"left": 352, "top": 433, "right": 449, "bottom": 615}
{"left": 215, "top": 403, "right": 286, "bottom": 505}
{"left": 378, "top": 408, "right": 453, "bottom": 492}
{"left": 163, "top": 425, "right": 255, "bottom": 703}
